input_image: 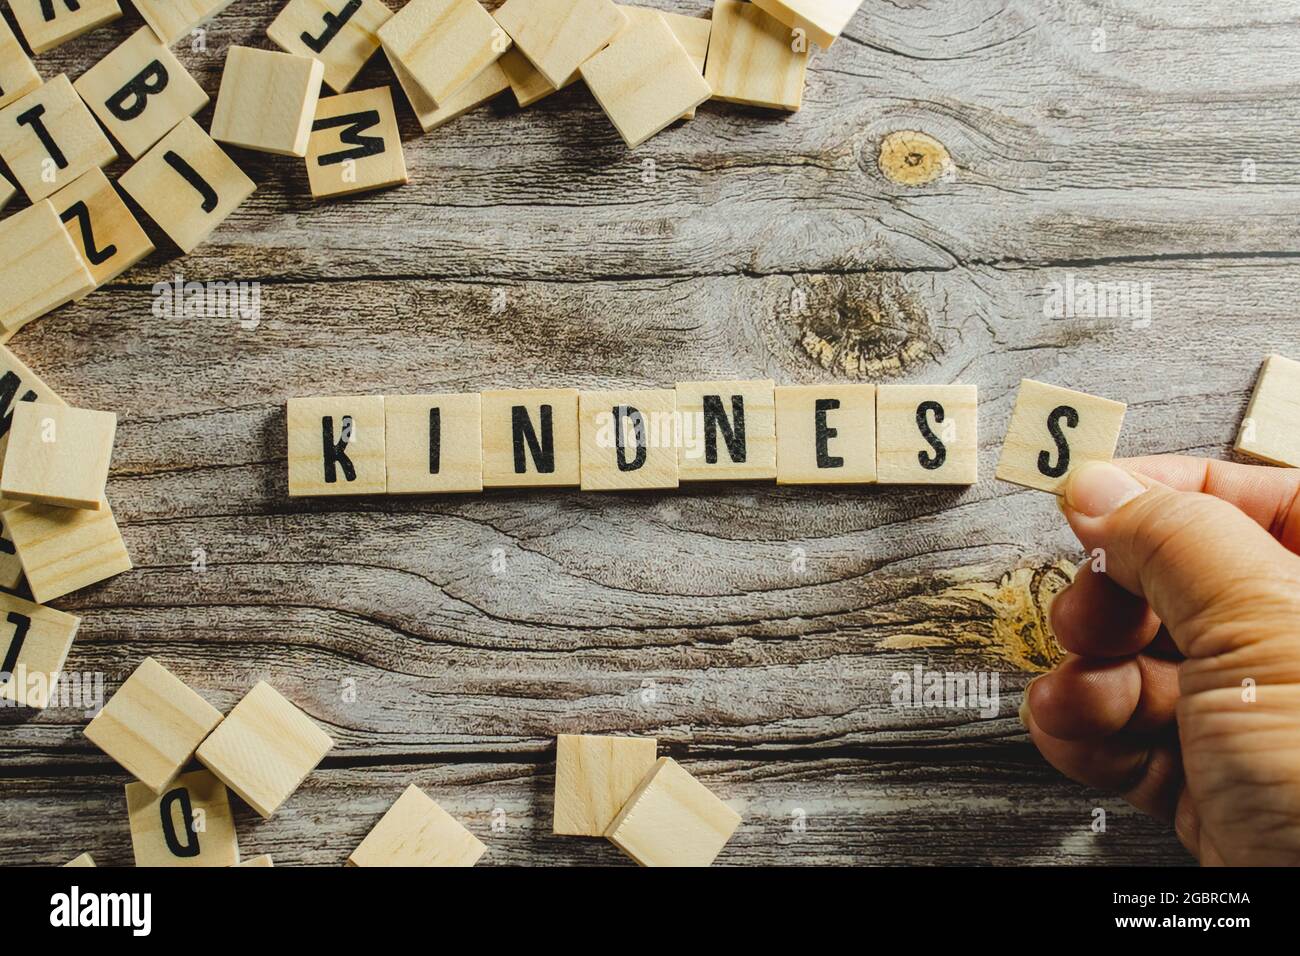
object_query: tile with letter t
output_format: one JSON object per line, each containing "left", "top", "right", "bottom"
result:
{"left": 0, "top": 16, "right": 42, "bottom": 111}
{"left": 384, "top": 393, "right": 482, "bottom": 494}
{"left": 0, "top": 200, "right": 95, "bottom": 336}
{"left": 751, "top": 0, "right": 864, "bottom": 49}
{"left": 0, "top": 593, "right": 80, "bottom": 710}
{"left": 554, "top": 733, "right": 657, "bottom": 836}
{"left": 876, "top": 384, "right": 979, "bottom": 485}
{"left": 0, "top": 74, "right": 118, "bottom": 202}
{"left": 493, "top": 0, "right": 626, "bottom": 89}
{"left": 2, "top": 498, "right": 133, "bottom": 603}
{"left": 287, "top": 395, "right": 386, "bottom": 496}
{"left": 306, "top": 87, "right": 407, "bottom": 200}
{"left": 268, "top": 0, "right": 394, "bottom": 93}
{"left": 774, "top": 384, "right": 876, "bottom": 485}
{"left": 578, "top": 389, "right": 679, "bottom": 490}
{"left": 0, "top": 402, "right": 116, "bottom": 509}
{"left": 51, "top": 168, "right": 155, "bottom": 289}
{"left": 8, "top": 0, "right": 121, "bottom": 54}
{"left": 134, "top": 0, "right": 235, "bottom": 46}
{"left": 379, "top": 0, "right": 508, "bottom": 105}
{"left": 349, "top": 785, "right": 486, "bottom": 866}
{"left": 605, "top": 757, "right": 741, "bottom": 866}
{"left": 705, "top": 0, "right": 808, "bottom": 112}
{"left": 995, "top": 379, "right": 1126, "bottom": 495}
{"left": 211, "top": 46, "right": 325, "bottom": 158}
{"left": 126, "top": 769, "right": 239, "bottom": 867}
{"left": 481, "top": 388, "right": 580, "bottom": 488}
{"left": 1235, "top": 354, "right": 1300, "bottom": 467}
{"left": 676, "top": 380, "right": 777, "bottom": 481}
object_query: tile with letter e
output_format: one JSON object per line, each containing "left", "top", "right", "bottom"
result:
{"left": 384, "top": 392, "right": 482, "bottom": 494}
{"left": 751, "top": 0, "right": 862, "bottom": 49}
{"left": 0, "top": 402, "right": 115, "bottom": 509}
{"left": 127, "top": 769, "right": 239, "bottom": 867}
{"left": 64, "top": 853, "right": 96, "bottom": 867}
{"left": 268, "top": 0, "right": 394, "bottom": 93}
{"left": 211, "top": 46, "right": 325, "bottom": 158}
{"left": 8, "top": 0, "right": 120, "bottom": 54}
{"left": 388, "top": 48, "right": 508, "bottom": 133}
{"left": 306, "top": 86, "right": 407, "bottom": 200}
{"left": 0, "top": 74, "right": 118, "bottom": 202}
{"left": 287, "top": 394, "right": 386, "bottom": 496}
{"left": 379, "top": 0, "right": 508, "bottom": 106}
{"left": 84, "top": 656, "right": 224, "bottom": 795}
{"left": 0, "top": 200, "right": 95, "bottom": 335}
{"left": 118, "top": 117, "right": 256, "bottom": 254}
{"left": 493, "top": 0, "right": 626, "bottom": 89}
{"left": 349, "top": 784, "right": 486, "bottom": 867}
{"left": 135, "top": 0, "right": 236, "bottom": 46}
{"left": 578, "top": 389, "right": 679, "bottom": 490}
{"left": 74, "top": 27, "right": 209, "bottom": 160}
{"left": 480, "top": 388, "right": 580, "bottom": 488}
{"left": 995, "top": 379, "right": 1126, "bottom": 495}
{"left": 0, "top": 16, "right": 42, "bottom": 111}
{"left": 2, "top": 498, "right": 132, "bottom": 602}
{"left": 876, "top": 384, "right": 978, "bottom": 485}
{"left": 0, "top": 593, "right": 80, "bottom": 710}
{"left": 554, "top": 733, "right": 657, "bottom": 836}
{"left": 51, "top": 169, "right": 154, "bottom": 289}
{"left": 604, "top": 757, "right": 741, "bottom": 866}
{"left": 676, "top": 379, "right": 776, "bottom": 481}
{"left": 774, "top": 383, "right": 875, "bottom": 485}
{"left": 705, "top": 0, "right": 808, "bottom": 112}
{"left": 1235, "top": 354, "right": 1300, "bottom": 467}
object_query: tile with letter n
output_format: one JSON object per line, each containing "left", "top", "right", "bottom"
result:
{"left": 134, "top": 0, "right": 235, "bottom": 46}
{"left": 74, "top": 27, "right": 210, "bottom": 160}
{"left": 751, "top": 0, "right": 863, "bottom": 49}
{"left": 1235, "top": 354, "right": 1300, "bottom": 467}
{"left": 349, "top": 784, "right": 486, "bottom": 867}
{"left": 0, "top": 16, "right": 42, "bottom": 111}
{"left": 306, "top": 87, "right": 407, "bottom": 200}
{"left": 8, "top": 0, "right": 120, "bottom": 55}
{"left": 379, "top": 0, "right": 508, "bottom": 106}
{"left": 2, "top": 497, "right": 132, "bottom": 603}
{"left": 268, "top": 0, "right": 394, "bottom": 94}
{"left": 0, "top": 74, "right": 118, "bottom": 203}
{"left": 876, "top": 384, "right": 979, "bottom": 485}
{"left": 50, "top": 168, "right": 155, "bottom": 288}
{"left": 0, "top": 200, "right": 95, "bottom": 336}
{"left": 705, "top": 0, "right": 808, "bottom": 112}
{"left": 0, "top": 592, "right": 80, "bottom": 710}
{"left": 118, "top": 117, "right": 256, "bottom": 255}
{"left": 604, "top": 757, "right": 741, "bottom": 866}
{"left": 774, "top": 383, "right": 876, "bottom": 485}
{"left": 675, "top": 379, "right": 777, "bottom": 481}
{"left": 480, "top": 388, "right": 580, "bottom": 488}
{"left": 287, "top": 394, "right": 386, "bottom": 496}
{"left": 126, "top": 769, "right": 239, "bottom": 867}
{"left": 0, "top": 402, "right": 116, "bottom": 510}
{"left": 384, "top": 392, "right": 482, "bottom": 494}
{"left": 554, "top": 733, "right": 657, "bottom": 836}
{"left": 578, "top": 389, "right": 679, "bottom": 491}
{"left": 211, "top": 46, "right": 325, "bottom": 158}
{"left": 388, "top": 47, "right": 509, "bottom": 133}
{"left": 493, "top": 0, "right": 626, "bottom": 89}
{"left": 995, "top": 379, "right": 1126, "bottom": 495}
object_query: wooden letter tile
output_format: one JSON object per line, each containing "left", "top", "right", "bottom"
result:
{"left": 481, "top": 388, "right": 580, "bottom": 488}
{"left": 50, "top": 168, "right": 155, "bottom": 288}
{"left": 135, "top": 0, "right": 236, "bottom": 45}
{"left": 0, "top": 522, "right": 25, "bottom": 591}
{"left": 705, "top": 0, "right": 808, "bottom": 112}
{"left": 195, "top": 680, "right": 335, "bottom": 818}
{"left": 63, "top": 853, "right": 96, "bottom": 867}
{"left": 236, "top": 854, "right": 274, "bottom": 866}
{"left": 497, "top": 47, "right": 578, "bottom": 108}
{"left": 676, "top": 379, "right": 777, "bottom": 481}
{"left": 614, "top": 7, "right": 710, "bottom": 119}
{"left": 995, "top": 379, "right": 1126, "bottom": 494}
{"left": 8, "top": 0, "right": 121, "bottom": 55}
{"left": 349, "top": 784, "right": 486, "bottom": 866}
{"left": 384, "top": 393, "right": 482, "bottom": 494}
{"left": 493, "top": 0, "right": 627, "bottom": 89}
{"left": 876, "top": 384, "right": 978, "bottom": 485}
{"left": 751, "top": 0, "right": 862, "bottom": 49}
{"left": 0, "top": 344, "right": 65, "bottom": 480}
{"left": 0, "top": 593, "right": 80, "bottom": 710}
{"left": 774, "top": 383, "right": 876, "bottom": 485}
{"left": 379, "top": 0, "right": 508, "bottom": 106}
{"left": 211, "top": 46, "right": 325, "bottom": 157}
{"left": 0, "top": 74, "right": 118, "bottom": 202}
{"left": 0, "top": 402, "right": 116, "bottom": 509}
{"left": 0, "top": 171, "right": 14, "bottom": 214}
{"left": 388, "top": 47, "right": 509, "bottom": 132}
{"left": 1235, "top": 354, "right": 1300, "bottom": 467}
{"left": 604, "top": 757, "right": 741, "bottom": 866}
{"left": 578, "top": 389, "right": 679, "bottom": 490}
{"left": 287, "top": 395, "right": 386, "bottom": 496}
{"left": 84, "top": 656, "right": 224, "bottom": 795}
{"left": 268, "top": 0, "right": 394, "bottom": 93}
{"left": 0, "top": 200, "right": 95, "bottom": 335}
{"left": 118, "top": 117, "right": 256, "bottom": 254}
{"left": 553, "top": 733, "right": 657, "bottom": 835}
{"left": 306, "top": 86, "right": 407, "bottom": 199}
{"left": 126, "top": 769, "right": 239, "bottom": 867}
{"left": 2, "top": 498, "right": 132, "bottom": 602}
{"left": 0, "top": 16, "right": 42, "bottom": 111}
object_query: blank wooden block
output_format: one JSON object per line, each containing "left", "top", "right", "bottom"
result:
{"left": 676, "top": 380, "right": 777, "bottom": 481}
{"left": 306, "top": 87, "right": 407, "bottom": 199}
{"left": 0, "top": 74, "right": 117, "bottom": 202}
{"left": 74, "top": 27, "right": 209, "bottom": 160}
{"left": 578, "top": 389, "right": 679, "bottom": 490}
{"left": 1235, "top": 354, "right": 1300, "bottom": 468}
{"left": 0, "top": 523, "right": 25, "bottom": 590}
{"left": 0, "top": 16, "right": 42, "bottom": 111}
{"left": 211, "top": 46, "right": 325, "bottom": 157}
{"left": 84, "top": 656, "right": 224, "bottom": 795}
{"left": 385, "top": 393, "right": 482, "bottom": 494}
{"left": 135, "top": 0, "right": 236, "bottom": 45}
{"left": 50, "top": 168, "right": 155, "bottom": 288}
{"left": 118, "top": 117, "right": 256, "bottom": 254}
{"left": 752, "top": 0, "right": 861, "bottom": 48}
{"left": 388, "top": 47, "right": 509, "bottom": 132}
{"left": 8, "top": 0, "right": 121, "bottom": 54}
{"left": 480, "top": 388, "right": 580, "bottom": 488}
{"left": 580, "top": 13, "right": 711, "bottom": 148}
{"left": 0, "top": 592, "right": 79, "bottom": 710}
{"left": 705, "top": 0, "right": 808, "bottom": 112}
{"left": 876, "top": 384, "right": 978, "bottom": 485}
{"left": 553, "top": 733, "right": 657, "bottom": 836}
{"left": 605, "top": 757, "right": 741, "bottom": 866}
{"left": 126, "top": 769, "right": 239, "bottom": 867}
{"left": 349, "top": 785, "right": 486, "bottom": 866}
{"left": 0, "top": 402, "right": 115, "bottom": 509}
{"left": 268, "top": 0, "right": 394, "bottom": 93}
{"left": 0, "top": 200, "right": 95, "bottom": 335}
{"left": 2, "top": 497, "right": 132, "bottom": 603}
{"left": 236, "top": 854, "right": 274, "bottom": 867}
{"left": 497, "top": 47, "right": 578, "bottom": 108}
{"left": 615, "top": 7, "right": 710, "bottom": 119}
{"left": 995, "top": 380, "right": 1126, "bottom": 495}
{"left": 287, "top": 395, "right": 387, "bottom": 496}
{"left": 774, "top": 383, "right": 876, "bottom": 485}
{"left": 64, "top": 853, "right": 96, "bottom": 866}
{"left": 0, "top": 344, "right": 65, "bottom": 483}
{"left": 195, "top": 680, "right": 335, "bottom": 818}
{"left": 493, "top": 0, "right": 626, "bottom": 88}
{"left": 379, "top": 0, "right": 507, "bottom": 106}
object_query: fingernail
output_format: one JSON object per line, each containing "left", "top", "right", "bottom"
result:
{"left": 1019, "top": 676, "right": 1042, "bottom": 729}
{"left": 1063, "top": 461, "right": 1146, "bottom": 517}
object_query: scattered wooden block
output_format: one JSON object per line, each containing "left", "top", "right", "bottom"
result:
{"left": 705, "top": 0, "right": 808, "bottom": 112}
{"left": 497, "top": 48, "right": 577, "bottom": 108}
{"left": 480, "top": 388, "right": 581, "bottom": 488}
{"left": 379, "top": 0, "right": 508, "bottom": 106}
{"left": 118, "top": 117, "right": 256, "bottom": 254}
{"left": 676, "top": 379, "right": 777, "bottom": 481}
{"left": 995, "top": 380, "right": 1126, "bottom": 495}
{"left": 50, "top": 168, "right": 155, "bottom": 288}
{"left": 349, "top": 784, "right": 486, "bottom": 866}
{"left": 0, "top": 74, "right": 118, "bottom": 202}
{"left": 604, "top": 757, "right": 741, "bottom": 866}
{"left": 385, "top": 393, "right": 483, "bottom": 494}
{"left": 8, "top": 0, "right": 121, "bottom": 55}
{"left": 1235, "top": 354, "right": 1300, "bottom": 467}
{"left": 0, "top": 344, "right": 65, "bottom": 482}
{"left": 83, "top": 656, "right": 224, "bottom": 795}
{"left": 751, "top": 0, "right": 862, "bottom": 49}
{"left": 73, "top": 26, "right": 209, "bottom": 160}
{"left": 580, "top": 12, "right": 711, "bottom": 148}
{"left": 553, "top": 733, "right": 657, "bottom": 835}
{"left": 0, "top": 200, "right": 96, "bottom": 335}
{"left": 493, "top": 0, "right": 626, "bottom": 89}
{"left": 211, "top": 46, "right": 325, "bottom": 158}
{"left": 236, "top": 854, "right": 274, "bottom": 866}
{"left": 126, "top": 769, "right": 239, "bottom": 867}
{"left": 0, "top": 521, "right": 25, "bottom": 590}
{"left": 0, "top": 171, "right": 14, "bottom": 214}
{"left": 134, "top": 0, "right": 236, "bottom": 46}
{"left": 306, "top": 86, "right": 407, "bottom": 199}
{"left": 876, "top": 384, "right": 979, "bottom": 485}
{"left": 388, "top": 48, "right": 509, "bottom": 132}
{"left": 774, "top": 383, "right": 876, "bottom": 485}
{"left": 63, "top": 853, "right": 96, "bottom": 866}
{"left": 615, "top": 7, "right": 710, "bottom": 119}
{"left": 268, "top": 0, "right": 394, "bottom": 93}
{"left": 2, "top": 497, "right": 132, "bottom": 603}
{"left": 0, "top": 16, "right": 42, "bottom": 111}
{"left": 0, "top": 402, "right": 116, "bottom": 509}
{"left": 195, "top": 680, "right": 335, "bottom": 818}
{"left": 578, "top": 389, "right": 680, "bottom": 490}
{"left": 0, "top": 592, "right": 80, "bottom": 710}
{"left": 287, "top": 395, "right": 387, "bottom": 496}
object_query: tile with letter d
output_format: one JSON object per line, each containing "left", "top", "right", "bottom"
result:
{"left": 126, "top": 769, "right": 239, "bottom": 867}
{"left": 774, "top": 383, "right": 875, "bottom": 485}
{"left": 287, "top": 395, "right": 386, "bottom": 496}
{"left": 384, "top": 392, "right": 482, "bottom": 494}
{"left": 876, "top": 384, "right": 978, "bottom": 485}
{"left": 579, "top": 389, "right": 679, "bottom": 490}
{"left": 676, "top": 379, "right": 776, "bottom": 481}
{"left": 995, "top": 379, "right": 1126, "bottom": 495}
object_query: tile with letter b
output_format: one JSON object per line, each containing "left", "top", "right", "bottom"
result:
{"left": 705, "top": 0, "right": 808, "bottom": 112}
{"left": 306, "top": 86, "right": 407, "bottom": 200}
{"left": 995, "top": 379, "right": 1126, "bottom": 495}
{"left": 0, "top": 592, "right": 80, "bottom": 710}
{"left": 481, "top": 388, "right": 580, "bottom": 488}
{"left": 774, "top": 384, "right": 875, "bottom": 485}
{"left": 751, "top": 0, "right": 863, "bottom": 49}
{"left": 578, "top": 389, "right": 679, "bottom": 490}
{"left": 8, "top": 0, "right": 120, "bottom": 55}
{"left": 379, "top": 0, "right": 508, "bottom": 106}
{"left": 1235, "top": 354, "right": 1300, "bottom": 468}
{"left": 493, "top": 0, "right": 626, "bottom": 89}
{"left": 126, "top": 769, "right": 239, "bottom": 867}
{"left": 348, "top": 784, "right": 486, "bottom": 867}
{"left": 268, "top": 0, "right": 394, "bottom": 93}
{"left": 0, "top": 200, "right": 95, "bottom": 335}
{"left": 384, "top": 393, "right": 482, "bottom": 494}
{"left": 0, "top": 402, "right": 116, "bottom": 509}
{"left": 211, "top": 46, "right": 325, "bottom": 158}
{"left": 0, "top": 74, "right": 117, "bottom": 203}
{"left": 287, "top": 394, "right": 386, "bottom": 496}
{"left": 554, "top": 733, "right": 657, "bottom": 836}
{"left": 604, "top": 757, "right": 741, "bottom": 866}
{"left": 0, "top": 16, "right": 42, "bottom": 111}
{"left": 3, "top": 498, "right": 133, "bottom": 603}
{"left": 876, "top": 384, "right": 978, "bottom": 485}
{"left": 676, "top": 379, "right": 777, "bottom": 481}
{"left": 135, "top": 0, "right": 235, "bottom": 46}
{"left": 50, "top": 169, "right": 155, "bottom": 289}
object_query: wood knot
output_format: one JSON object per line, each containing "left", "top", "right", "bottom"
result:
{"left": 877, "top": 130, "right": 954, "bottom": 186}
{"left": 794, "top": 275, "right": 938, "bottom": 379}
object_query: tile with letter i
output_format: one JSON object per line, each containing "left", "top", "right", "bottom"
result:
{"left": 2, "top": 498, "right": 133, "bottom": 602}
{"left": 0, "top": 200, "right": 95, "bottom": 336}
{"left": 774, "top": 383, "right": 876, "bottom": 485}
{"left": 0, "top": 74, "right": 118, "bottom": 203}
{"left": 995, "top": 379, "right": 1126, "bottom": 495}
{"left": 126, "top": 769, "right": 239, "bottom": 867}
{"left": 876, "top": 384, "right": 979, "bottom": 485}
{"left": 268, "top": 0, "right": 394, "bottom": 94}
{"left": 211, "top": 47, "right": 325, "bottom": 158}
{"left": 287, "top": 395, "right": 386, "bottom": 496}
{"left": 0, "top": 16, "right": 42, "bottom": 111}
{"left": 705, "top": 0, "right": 809, "bottom": 112}
{"left": 604, "top": 757, "right": 742, "bottom": 866}
{"left": 0, "top": 402, "right": 116, "bottom": 510}
{"left": 578, "top": 389, "right": 679, "bottom": 490}
{"left": 0, "top": 593, "right": 80, "bottom": 710}
{"left": 349, "top": 784, "right": 486, "bottom": 867}
{"left": 379, "top": 0, "right": 509, "bottom": 106}
{"left": 676, "top": 379, "right": 777, "bottom": 481}
{"left": 481, "top": 388, "right": 581, "bottom": 488}
{"left": 493, "top": 0, "right": 626, "bottom": 89}
{"left": 134, "top": 0, "right": 236, "bottom": 46}
{"left": 8, "top": 0, "right": 121, "bottom": 55}
{"left": 385, "top": 393, "right": 482, "bottom": 494}
{"left": 50, "top": 169, "right": 155, "bottom": 289}
{"left": 1234, "top": 354, "right": 1300, "bottom": 468}
{"left": 306, "top": 87, "right": 407, "bottom": 200}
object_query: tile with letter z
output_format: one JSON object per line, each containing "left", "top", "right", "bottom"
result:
{"left": 50, "top": 168, "right": 155, "bottom": 288}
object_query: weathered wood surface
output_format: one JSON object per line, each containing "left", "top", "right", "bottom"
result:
{"left": 4, "top": 0, "right": 1299, "bottom": 865}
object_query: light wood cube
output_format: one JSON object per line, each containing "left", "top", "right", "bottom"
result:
{"left": 0, "top": 344, "right": 65, "bottom": 480}
{"left": 497, "top": 47, "right": 577, "bottom": 108}
{"left": 211, "top": 46, "right": 325, "bottom": 157}
{"left": 493, "top": 0, "right": 626, "bottom": 89}
{"left": 774, "top": 383, "right": 876, "bottom": 485}
{"left": 135, "top": 0, "right": 236, "bottom": 45}
{"left": 0, "top": 16, "right": 42, "bottom": 110}
{"left": 751, "top": 0, "right": 862, "bottom": 49}
{"left": 63, "top": 853, "right": 96, "bottom": 866}
{"left": 379, "top": 0, "right": 507, "bottom": 106}
{"left": 287, "top": 395, "right": 387, "bottom": 496}
{"left": 705, "top": 0, "right": 808, "bottom": 112}
{"left": 2, "top": 498, "right": 132, "bottom": 603}
{"left": 615, "top": 7, "right": 711, "bottom": 119}
{"left": 50, "top": 168, "right": 155, "bottom": 288}
{"left": 306, "top": 87, "right": 407, "bottom": 200}
{"left": 605, "top": 757, "right": 741, "bottom": 866}
{"left": 126, "top": 769, "right": 239, "bottom": 867}
{"left": 0, "top": 200, "right": 95, "bottom": 335}
{"left": 0, "top": 402, "right": 116, "bottom": 510}
{"left": 553, "top": 733, "right": 657, "bottom": 835}
{"left": 0, "top": 593, "right": 80, "bottom": 710}
{"left": 676, "top": 380, "right": 777, "bottom": 481}
{"left": 1235, "top": 354, "right": 1300, "bottom": 467}
{"left": 8, "top": 0, "right": 120, "bottom": 54}
{"left": 995, "top": 379, "right": 1126, "bottom": 495}
{"left": 0, "top": 74, "right": 117, "bottom": 202}
{"left": 384, "top": 393, "right": 483, "bottom": 494}
{"left": 236, "top": 854, "right": 274, "bottom": 867}
{"left": 876, "top": 384, "right": 979, "bottom": 485}
{"left": 481, "top": 388, "right": 580, "bottom": 488}
{"left": 578, "top": 389, "right": 679, "bottom": 490}
{"left": 387, "top": 47, "right": 509, "bottom": 133}
{"left": 268, "top": 0, "right": 394, "bottom": 93}
{"left": 349, "top": 784, "right": 486, "bottom": 866}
